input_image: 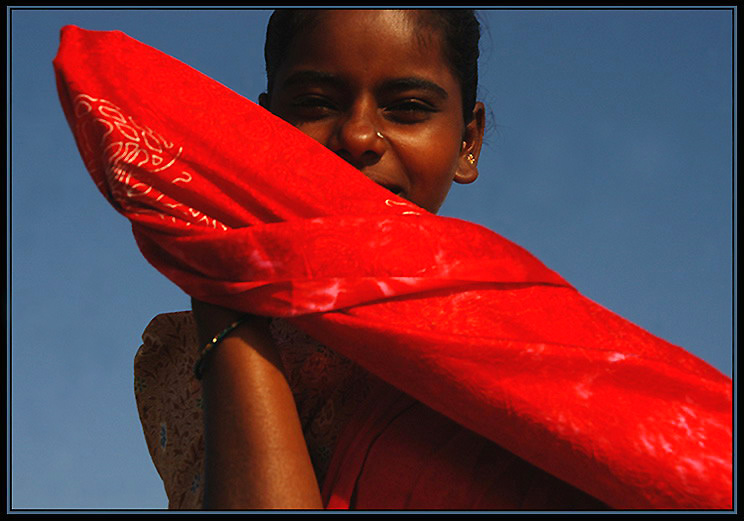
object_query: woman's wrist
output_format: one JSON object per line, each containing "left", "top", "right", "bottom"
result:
{"left": 190, "top": 297, "right": 278, "bottom": 380}
{"left": 194, "top": 314, "right": 255, "bottom": 380}
{"left": 191, "top": 297, "right": 250, "bottom": 343}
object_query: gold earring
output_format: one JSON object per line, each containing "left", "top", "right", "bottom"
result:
{"left": 467, "top": 154, "right": 476, "bottom": 165}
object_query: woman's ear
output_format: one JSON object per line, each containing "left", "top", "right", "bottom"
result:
{"left": 454, "top": 101, "right": 486, "bottom": 185}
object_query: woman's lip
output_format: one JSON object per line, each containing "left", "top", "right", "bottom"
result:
{"left": 365, "top": 175, "right": 406, "bottom": 198}
{"left": 384, "top": 185, "right": 406, "bottom": 199}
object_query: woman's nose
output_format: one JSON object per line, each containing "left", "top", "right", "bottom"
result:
{"left": 332, "top": 103, "right": 385, "bottom": 169}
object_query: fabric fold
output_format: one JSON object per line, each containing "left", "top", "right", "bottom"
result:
{"left": 55, "top": 25, "right": 732, "bottom": 509}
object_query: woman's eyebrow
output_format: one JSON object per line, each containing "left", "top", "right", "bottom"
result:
{"left": 381, "top": 77, "right": 449, "bottom": 100}
{"left": 279, "top": 71, "right": 448, "bottom": 100}
{"left": 280, "top": 70, "right": 343, "bottom": 89}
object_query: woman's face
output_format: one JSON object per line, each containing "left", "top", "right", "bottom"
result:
{"left": 261, "top": 9, "right": 485, "bottom": 214}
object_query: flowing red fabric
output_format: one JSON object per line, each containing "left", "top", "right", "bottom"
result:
{"left": 54, "top": 26, "right": 732, "bottom": 509}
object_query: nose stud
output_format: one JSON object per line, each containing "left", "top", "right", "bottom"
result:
{"left": 376, "top": 131, "right": 384, "bottom": 139}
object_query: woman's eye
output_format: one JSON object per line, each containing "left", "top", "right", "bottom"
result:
{"left": 385, "top": 100, "right": 437, "bottom": 123}
{"left": 290, "top": 96, "right": 336, "bottom": 118}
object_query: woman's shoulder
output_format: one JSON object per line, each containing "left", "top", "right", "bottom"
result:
{"left": 136, "top": 311, "right": 199, "bottom": 371}
{"left": 142, "top": 310, "right": 196, "bottom": 338}
{"left": 134, "top": 310, "right": 204, "bottom": 509}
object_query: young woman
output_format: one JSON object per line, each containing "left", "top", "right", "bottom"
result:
{"left": 193, "top": 9, "right": 487, "bottom": 509}
{"left": 54, "top": 8, "right": 732, "bottom": 511}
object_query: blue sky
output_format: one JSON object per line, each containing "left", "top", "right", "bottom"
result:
{"left": 8, "top": 7, "right": 735, "bottom": 510}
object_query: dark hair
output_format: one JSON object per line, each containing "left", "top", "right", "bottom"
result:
{"left": 263, "top": 9, "right": 481, "bottom": 123}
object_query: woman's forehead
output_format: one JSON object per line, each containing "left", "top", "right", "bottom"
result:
{"left": 276, "top": 10, "right": 454, "bottom": 86}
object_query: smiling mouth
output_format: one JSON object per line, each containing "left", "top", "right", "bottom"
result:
{"left": 369, "top": 178, "right": 406, "bottom": 199}
{"left": 384, "top": 185, "right": 407, "bottom": 200}
{"left": 361, "top": 171, "right": 408, "bottom": 199}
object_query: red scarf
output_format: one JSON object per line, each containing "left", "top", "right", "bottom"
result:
{"left": 54, "top": 26, "right": 732, "bottom": 509}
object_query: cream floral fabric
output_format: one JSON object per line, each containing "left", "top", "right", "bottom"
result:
{"left": 134, "top": 311, "right": 372, "bottom": 509}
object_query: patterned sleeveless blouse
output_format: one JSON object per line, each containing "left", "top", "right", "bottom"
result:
{"left": 133, "top": 311, "right": 373, "bottom": 509}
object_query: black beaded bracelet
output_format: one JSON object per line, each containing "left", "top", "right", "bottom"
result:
{"left": 194, "top": 315, "right": 253, "bottom": 380}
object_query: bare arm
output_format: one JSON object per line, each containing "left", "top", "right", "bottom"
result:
{"left": 192, "top": 298, "right": 323, "bottom": 510}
